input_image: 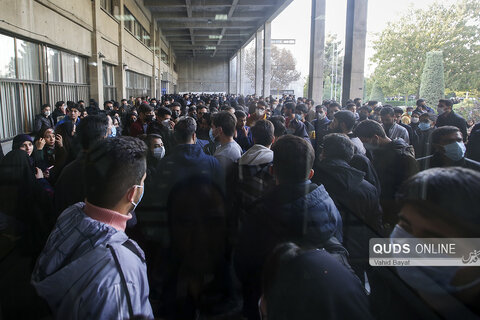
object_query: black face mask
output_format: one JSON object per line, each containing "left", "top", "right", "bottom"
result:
{"left": 359, "top": 114, "right": 367, "bottom": 121}
{"left": 172, "top": 111, "right": 180, "bottom": 119}
{"left": 146, "top": 115, "right": 154, "bottom": 122}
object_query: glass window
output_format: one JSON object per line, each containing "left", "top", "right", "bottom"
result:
{"left": 16, "top": 39, "right": 40, "bottom": 80}
{"left": 0, "top": 34, "right": 16, "bottom": 79}
{"left": 102, "top": 63, "right": 114, "bottom": 86}
{"left": 161, "top": 50, "right": 169, "bottom": 65}
{"left": 100, "top": 0, "right": 113, "bottom": 14}
{"left": 75, "top": 56, "right": 87, "bottom": 84}
{"left": 124, "top": 7, "right": 133, "bottom": 32}
{"left": 61, "top": 52, "right": 76, "bottom": 83}
{"left": 47, "top": 48, "right": 61, "bottom": 82}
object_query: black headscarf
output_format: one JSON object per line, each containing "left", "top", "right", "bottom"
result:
{"left": 266, "top": 249, "right": 373, "bottom": 320}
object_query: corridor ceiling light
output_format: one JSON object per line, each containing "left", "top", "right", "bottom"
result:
{"left": 206, "top": 46, "right": 216, "bottom": 50}
{"left": 215, "top": 14, "right": 227, "bottom": 21}
{"left": 209, "top": 35, "right": 223, "bottom": 39}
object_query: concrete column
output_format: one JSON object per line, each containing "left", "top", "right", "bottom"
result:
{"left": 342, "top": 0, "right": 368, "bottom": 105}
{"left": 114, "top": 0, "right": 126, "bottom": 100}
{"left": 236, "top": 50, "right": 242, "bottom": 94}
{"left": 308, "top": 0, "right": 326, "bottom": 104}
{"left": 255, "top": 29, "right": 263, "bottom": 96}
{"left": 150, "top": 22, "right": 156, "bottom": 98}
{"left": 89, "top": 0, "right": 104, "bottom": 105}
{"left": 263, "top": 22, "right": 272, "bottom": 98}
{"left": 228, "top": 57, "right": 233, "bottom": 94}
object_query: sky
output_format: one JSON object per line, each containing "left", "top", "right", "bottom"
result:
{"left": 268, "top": 0, "right": 458, "bottom": 83}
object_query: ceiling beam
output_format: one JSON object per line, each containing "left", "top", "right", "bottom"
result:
{"left": 158, "top": 21, "right": 252, "bottom": 29}
{"left": 145, "top": 0, "right": 275, "bottom": 7}
{"left": 212, "top": 0, "right": 239, "bottom": 57}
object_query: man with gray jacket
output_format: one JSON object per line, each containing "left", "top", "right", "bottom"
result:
{"left": 32, "top": 137, "right": 153, "bottom": 319}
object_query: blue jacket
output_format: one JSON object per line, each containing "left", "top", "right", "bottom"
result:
{"left": 234, "top": 181, "right": 342, "bottom": 319}
{"left": 31, "top": 203, "right": 153, "bottom": 320}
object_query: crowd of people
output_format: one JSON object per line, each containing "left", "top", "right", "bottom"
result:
{"left": 1, "top": 92, "right": 480, "bottom": 319}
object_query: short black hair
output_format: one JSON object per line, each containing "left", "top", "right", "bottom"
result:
{"left": 379, "top": 106, "right": 394, "bottom": 117}
{"left": 416, "top": 99, "right": 425, "bottom": 106}
{"left": 251, "top": 120, "right": 275, "bottom": 147}
{"left": 334, "top": 110, "right": 356, "bottom": 131}
{"left": 353, "top": 119, "right": 387, "bottom": 138}
{"left": 346, "top": 103, "right": 356, "bottom": 110}
{"left": 328, "top": 102, "right": 341, "bottom": 110}
{"left": 284, "top": 102, "right": 296, "bottom": 111}
{"left": 212, "top": 111, "right": 237, "bottom": 137}
{"left": 315, "top": 105, "right": 327, "bottom": 112}
{"left": 174, "top": 116, "right": 197, "bottom": 144}
{"left": 396, "top": 167, "right": 480, "bottom": 236}
{"left": 393, "top": 107, "right": 404, "bottom": 115}
{"left": 295, "top": 104, "right": 308, "bottom": 115}
{"left": 138, "top": 103, "right": 153, "bottom": 114}
{"left": 76, "top": 114, "right": 109, "bottom": 150}
{"left": 367, "top": 101, "right": 378, "bottom": 107}
{"left": 322, "top": 133, "right": 355, "bottom": 161}
{"left": 234, "top": 110, "right": 247, "bottom": 119}
{"left": 439, "top": 99, "right": 453, "bottom": 108}
{"left": 84, "top": 137, "right": 147, "bottom": 208}
{"left": 430, "top": 126, "right": 460, "bottom": 145}
{"left": 358, "top": 106, "right": 372, "bottom": 114}
{"left": 157, "top": 107, "right": 172, "bottom": 117}
{"left": 271, "top": 135, "right": 314, "bottom": 184}
{"left": 41, "top": 103, "right": 51, "bottom": 111}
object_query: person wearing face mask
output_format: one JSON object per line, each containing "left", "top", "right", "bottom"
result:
{"left": 413, "top": 113, "right": 436, "bottom": 158}
{"left": 354, "top": 120, "right": 418, "bottom": 230}
{"left": 246, "top": 101, "right": 268, "bottom": 127}
{"left": 417, "top": 126, "right": 480, "bottom": 172}
{"left": 130, "top": 103, "right": 154, "bottom": 137}
{"left": 436, "top": 99, "right": 468, "bottom": 142}
{"left": 409, "top": 110, "right": 422, "bottom": 130}
{"left": 34, "top": 104, "right": 55, "bottom": 134}
{"left": 329, "top": 110, "right": 366, "bottom": 155}
{"left": 32, "top": 137, "right": 153, "bottom": 320}
{"left": 169, "top": 102, "right": 182, "bottom": 123}
{"left": 294, "top": 104, "right": 315, "bottom": 136}
{"left": 389, "top": 167, "right": 480, "bottom": 318}
{"left": 311, "top": 105, "right": 331, "bottom": 153}
{"left": 145, "top": 134, "right": 165, "bottom": 177}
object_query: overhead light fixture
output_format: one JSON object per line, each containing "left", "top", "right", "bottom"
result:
{"left": 207, "top": 19, "right": 213, "bottom": 24}
{"left": 123, "top": 63, "right": 128, "bottom": 70}
{"left": 206, "top": 46, "right": 216, "bottom": 50}
{"left": 215, "top": 14, "right": 228, "bottom": 21}
{"left": 98, "top": 52, "right": 106, "bottom": 59}
{"left": 209, "top": 35, "right": 223, "bottom": 39}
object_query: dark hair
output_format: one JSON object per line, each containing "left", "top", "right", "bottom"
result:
{"left": 234, "top": 110, "right": 247, "bottom": 119}
{"left": 67, "top": 103, "right": 79, "bottom": 112}
{"left": 145, "top": 133, "right": 163, "bottom": 149}
{"left": 138, "top": 103, "right": 153, "bottom": 114}
{"left": 358, "top": 106, "right": 372, "bottom": 114}
{"left": 416, "top": 99, "right": 425, "bottom": 106}
{"left": 367, "top": 101, "right": 378, "bottom": 107}
{"left": 41, "top": 103, "right": 51, "bottom": 111}
{"left": 322, "top": 133, "right": 355, "bottom": 161}
{"left": 328, "top": 102, "right": 341, "bottom": 109}
{"left": 353, "top": 119, "right": 387, "bottom": 138}
{"left": 284, "top": 102, "right": 296, "bottom": 111}
{"left": 439, "top": 99, "right": 453, "bottom": 108}
{"left": 212, "top": 111, "right": 237, "bottom": 137}
{"left": 396, "top": 167, "right": 480, "bottom": 236}
{"left": 271, "top": 135, "right": 314, "bottom": 184}
{"left": 334, "top": 110, "right": 356, "bottom": 131}
{"left": 103, "top": 100, "right": 113, "bottom": 108}
{"left": 393, "top": 107, "right": 404, "bottom": 115}
{"left": 76, "top": 114, "right": 109, "bottom": 150}
{"left": 295, "top": 104, "right": 308, "bottom": 115}
{"left": 157, "top": 107, "right": 172, "bottom": 117}
{"left": 55, "top": 101, "right": 65, "bottom": 108}
{"left": 346, "top": 103, "right": 356, "bottom": 110}
{"left": 379, "top": 106, "right": 394, "bottom": 117}
{"left": 269, "top": 116, "right": 287, "bottom": 137}
{"left": 430, "top": 126, "right": 460, "bottom": 145}
{"left": 174, "top": 116, "right": 197, "bottom": 144}
{"left": 251, "top": 120, "right": 275, "bottom": 147}
{"left": 84, "top": 137, "right": 147, "bottom": 208}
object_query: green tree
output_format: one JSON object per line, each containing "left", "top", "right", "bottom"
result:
{"left": 323, "top": 33, "right": 343, "bottom": 101}
{"left": 245, "top": 46, "right": 301, "bottom": 92}
{"left": 369, "top": 81, "right": 385, "bottom": 102}
{"left": 371, "top": 0, "right": 480, "bottom": 97}
{"left": 419, "top": 51, "right": 445, "bottom": 106}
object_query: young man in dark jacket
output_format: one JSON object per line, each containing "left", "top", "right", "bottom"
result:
{"left": 234, "top": 134, "right": 342, "bottom": 320}
{"left": 312, "top": 133, "right": 383, "bottom": 283}
{"left": 436, "top": 99, "right": 467, "bottom": 141}
{"left": 34, "top": 104, "right": 55, "bottom": 134}
{"left": 354, "top": 120, "right": 418, "bottom": 230}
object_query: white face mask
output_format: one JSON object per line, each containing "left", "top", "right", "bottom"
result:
{"left": 44, "top": 111, "right": 51, "bottom": 117}
{"left": 411, "top": 117, "right": 419, "bottom": 124}
{"left": 256, "top": 109, "right": 265, "bottom": 117}
{"left": 153, "top": 146, "right": 165, "bottom": 160}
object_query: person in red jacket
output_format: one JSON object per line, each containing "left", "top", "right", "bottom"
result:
{"left": 130, "top": 103, "right": 155, "bottom": 137}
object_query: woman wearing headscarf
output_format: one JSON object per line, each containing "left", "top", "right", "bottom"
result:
{"left": 0, "top": 149, "right": 54, "bottom": 318}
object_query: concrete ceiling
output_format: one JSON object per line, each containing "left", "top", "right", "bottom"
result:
{"left": 145, "top": 0, "right": 293, "bottom": 59}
